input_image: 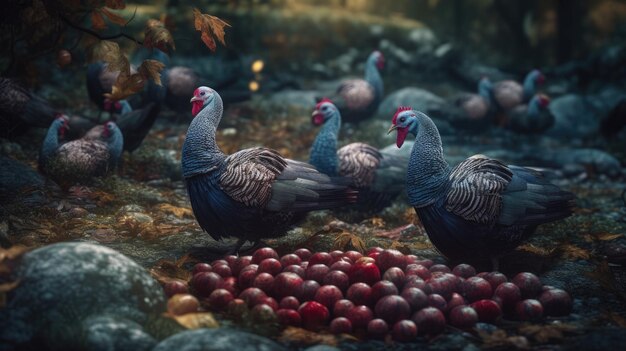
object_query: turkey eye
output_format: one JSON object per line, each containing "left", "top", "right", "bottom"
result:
{"left": 200, "top": 92, "right": 205, "bottom": 96}
{"left": 322, "top": 106, "right": 328, "bottom": 111}
{"left": 400, "top": 117, "right": 406, "bottom": 122}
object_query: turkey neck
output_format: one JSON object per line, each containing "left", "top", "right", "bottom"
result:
{"left": 309, "top": 110, "right": 341, "bottom": 176}
{"left": 107, "top": 127, "right": 124, "bottom": 166}
{"left": 365, "top": 57, "right": 383, "bottom": 100}
{"left": 522, "top": 73, "right": 536, "bottom": 100}
{"left": 527, "top": 98, "right": 540, "bottom": 117}
{"left": 406, "top": 113, "right": 450, "bottom": 208}
{"left": 182, "top": 93, "right": 226, "bottom": 178}
{"left": 40, "top": 121, "right": 62, "bottom": 162}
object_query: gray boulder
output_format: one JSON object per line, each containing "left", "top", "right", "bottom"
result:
{"left": 546, "top": 94, "right": 600, "bottom": 138}
{"left": 0, "top": 242, "right": 166, "bottom": 350}
{"left": 153, "top": 328, "right": 287, "bottom": 351}
{"left": 82, "top": 315, "right": 157, "bottom": 351}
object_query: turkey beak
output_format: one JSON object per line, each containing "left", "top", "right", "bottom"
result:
{"left": 190, "top": 95, "right": 201, "bottom": 103}
{"left": 387, "top": 124, "right": 398, "bottom": 135}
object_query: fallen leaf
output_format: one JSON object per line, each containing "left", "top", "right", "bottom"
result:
{"left": 595, "top": 233, "right": 624, "bottom": 241}
{"left": 193, "top": 9, "right": 230, "bottom": 52}
{"left": 144, "top": 19, "right": 175, "bottom": 52}
{"left": 369, "top": 217, "right": 385, "bottom": 228}
{"left": 138, "top": 59, "right": 165, "bottom": 86}
{"left": 171, "top": 312, "right": 219, "bottom": 329}
{"left": 0, "top": 245, "right": 30, "bottom": 261}
{"left": 105, "top": 71, "right": 145, "bottom": 101}
{"left": 0, "top": 281, "right": 20, "bottom": 293}
{"left": 101, "top": 8, "right": 127, "bottom": 26}
{"left": 560, "top": 244, "right": 591, "bottom": 260}
{"left": 388, "top": 241, "right": 411, "bottom": 254}
{"left": 584, "top": 260, "right": 626, "bottom": 300}
{"left": 350, "top": 235, "right": 366, "bottom": 253}
{"left": 478, "top": 329, "right": 530, "bottom": 350}
{"left": 518, "top": 323, "right": 578, "bottom": 343}
{"left": 607, "top": 311, "right": 626, "bottom": 328}
{"left": 150, "top": 259, "right": 192, "bottom": 284}
{"left": 332, "top": 232, "right": 351, "bottom": 251}
{"left": 156, "top": 203, "right": 193, "bottom": 218}
{"left": 278, "top": 327, "right": 338, "bottom": 346}
{"left": 517, "top": 244, "right": 556, "bottom": 257}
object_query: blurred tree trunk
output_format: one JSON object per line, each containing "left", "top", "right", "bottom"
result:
{"left": 453, "top": 0, "right": 467, "bottom": 43}
{"left": 493, "top": 0, "right": 534, "bottom": 65}
{"left": 556, "top": 0, "right": 584, "bottom": 63}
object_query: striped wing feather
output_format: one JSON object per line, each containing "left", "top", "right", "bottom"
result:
{"left": 337, "top": 142, "right": 382, "bottom": 188}
{"left": 52, "top": 139, "right": 111, "bottom": 177}
{"left": 220, "top": 147, "right": 287, "bottom": 208}
{"left": 445, "top": 155, "right": 513, "bottom": 225}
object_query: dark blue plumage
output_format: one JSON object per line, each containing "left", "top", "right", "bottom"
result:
{"left": 389, "top": 108, "right": 575, "bottom": 266}
{"left": 183, "top": 87, "right": 356, "bottom": 252}
{"left": 309, "top": 99, "right": 408, "bottom": 214}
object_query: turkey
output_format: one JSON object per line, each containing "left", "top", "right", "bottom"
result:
{"left": 39, "top": 116, "right": 123, "bottom": 189}
{"left": 319, "top": 51, "right": 385, "bottom": 123}
{"left": 82, "top": 102, "right": 161, "bottom": 152}
{"left": 86, "top": 62, "right": 133, "bottom": 115}
{"left": 387, "top": 107, "right": 575, "bottom": 268}
{"left": 0, "top": 78, "right": 57, "bottom": 138}
{"left": 491, "top": 69, "right": 545, "bottom": 111}
{"left": 183, "top": 86, "right": 357, "bottom": 253}
{"left": 447, "top": 77, "right": 495, "bottom": 130}
{"left": 502, "top": 94, "right": 553, "bottom": 134}
{"left": 309, "top": 98, "right": 408, "bottom": 214}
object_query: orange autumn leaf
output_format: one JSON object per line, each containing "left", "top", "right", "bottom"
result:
{"left": 104, "top": 71, "right": 144, "bottom": 101}
{"left": 150, "top": 260, "right": 192, "bottom": 285}
{"left": 595, "top": 233, "right": 623, "bottom": 241}
{"left": 101, "top": 8, "right": 127, "bottom": 26}
{"left": 144, "top": 19, "right": 175, "bottom": 52}
{"left": 138, "top": 59, "right": 165, "bottom": 86}
{"left": 171, "top": 312, "right": 219, "bottom": 329}
{"left": 279, "top": 327, "right": 339, "bottom": 346}
{"left": 156, "top": 203, "right": 193, "bottom": 218}
{"left": 200, "top": 32, "right": 216, "bottom": 52}
{"left": 192, "top": 8, "right": 230, "bottom": 52}
{"left": 560, "top": 243, "right": 591, "bottom": 260}
{"left": 91, "top": 10, "right": 106, "bottom": 30}
{"left": 87, "top": 40, "right": 129, "bottom": 75}
{"left": 517, "top": 243, "right": 556, "bottom": 257}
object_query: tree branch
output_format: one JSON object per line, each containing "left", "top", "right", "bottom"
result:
{"left": 59, "top": 14, "right": 143, "bottom": 46}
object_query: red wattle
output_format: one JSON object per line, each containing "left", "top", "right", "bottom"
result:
{"left": 192, "top": 101, "right": 203, "bottom": 116}
{"left": 312, "top": 114, "right": 324, "bottom": 126}
{"left": 396, "top": 128, "right": 409, "bottom": 148}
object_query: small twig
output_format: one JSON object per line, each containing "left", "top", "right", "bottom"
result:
{"left": 60, "top": 14, "right": 143, "bottom": 46}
